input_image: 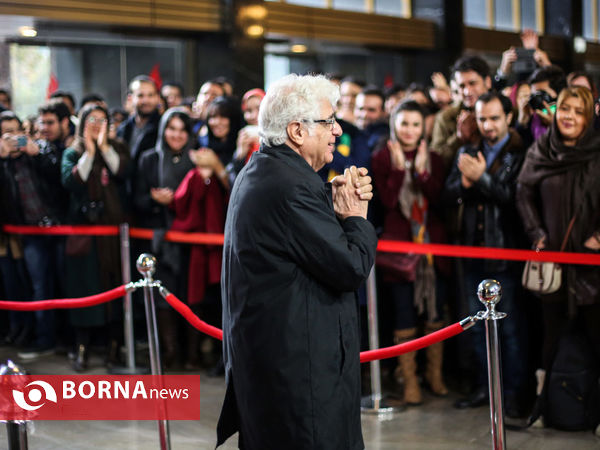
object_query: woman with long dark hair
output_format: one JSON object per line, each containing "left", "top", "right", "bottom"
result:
{"left": 61, "top": 104, "right": 129, "bottom": 371}
{"left": 371, "top": 100, "right": 449, "bottom": 405}
{"left": 197, "top": 96, "right": 241, "bottom": 188}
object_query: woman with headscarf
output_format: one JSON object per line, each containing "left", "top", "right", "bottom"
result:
{"left": 61, "top": 104, "right": 129, "bottom": 371}
{"left": 135, "top": 107, "right": 228, "bottom": 370}
{"left": 134, "top": 107, "right": 197, "bottom": 369}
{"left": 516, "top": 86, "right": 600, "bottom": 399}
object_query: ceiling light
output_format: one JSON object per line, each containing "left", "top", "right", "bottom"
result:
{"left": 291, "top": 44, "right": 308, "bottom": 53}
{"left": 241, "top": 5, "right": 268, "bottom": 21}
{"left": 19, "top": 26, "right": 37, "bottom": 37}
{"left": 246, "top": 24, "right": 264, "bottom": 38}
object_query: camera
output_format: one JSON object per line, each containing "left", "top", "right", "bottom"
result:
{"left": 81, "top": 201, "right": 104, "bottom": 223}
{"left": 513, "top": 48, "right": 537, "bottom": 74}
{"left": 15, "top": 135, "right": 27, "bottom": 149}
{"left": 528, "top": 91, "right": 555, "bottom": 111}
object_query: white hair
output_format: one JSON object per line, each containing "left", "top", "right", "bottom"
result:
{"left": 258, "top": 73, "right": 340, "bottom": 147}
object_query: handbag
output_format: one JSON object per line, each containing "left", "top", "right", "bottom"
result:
{"left": 376, "top": 251, "right": 421, "bottom": 282}
{"left": 65, "top": 234, "right": 92, "bottom": 256}
{"left": 522, "top": 215, "right": 576, "bottom": 294}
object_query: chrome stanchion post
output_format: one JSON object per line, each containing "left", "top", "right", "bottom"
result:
{"left": 136, "top": 254, "right": 171, "bottom": 450}
{"left": 120, "top": 223, "right": 135, "bottom": 371}
{"left": 361, "top": 265, "right": 403, "bottom": 415}
{"left": 1, "top": 360, "right": 29, "bottom": 450}
{"left": 477, "top": 279, "right": 507, "bottom": 450}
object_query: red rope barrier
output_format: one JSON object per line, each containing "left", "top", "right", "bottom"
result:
{"left": 377, "top": 240, "right": 600, "bottom": 266}
{"left": 4, "top": 224, "right": 600, "bottom": 265}
{"left": 359, "top": 322, "right": 465, "bottom": 363}
{"left": 0, "top": 279, "right": 469, "bottom": 363}
{"left": 158, "top": 290, "right": 467, "bottom": 364}
{"left": 0, "top": 286, "right": 127, "bottom": 311}
{"left": 161, "top": 292, "right": 224, "bottom": 341}
{"left": 129, "top": 228, "right": 224, "bottom": 245}
{"left": 3, "top": 224, "right": 119, "bottom": 236}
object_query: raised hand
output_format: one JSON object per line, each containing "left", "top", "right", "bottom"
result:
{"left": 97, "top": 119, "right": 110, "bottom": 153}
{"left": 414, "top": 139, "right": 428, "bottom": 174}
{"left": 83, "top": 122, "right": 96, "bottom": 157}
{"left": 388, "top": 139, "right": 406, "bottom": 170}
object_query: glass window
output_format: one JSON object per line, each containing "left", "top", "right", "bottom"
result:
{"left": 375, "top": 0, "right": 403, "bottom": 17}
{"left": 265, "top": 54, "right": 290, "bottom": 91}
{"left": 521, "top": 0, "right": 538, "bottom": 31}
{"left": 10, "top": 44, "right": 50, "bottom": 118}
{"left": 495, "top": 0, "right": 513, "bottom": 31}
{"left": 286, "top": 0, "right": 327, "bottom": 7}
{"left": 463, "top": 0, "right": 488, "bottom": 28}
{"left": 583, "top": 0, "right": 594, "bottom": 40}
{"left": 546, "top": 0, "right": 571, "bottom": 36}
{"left": 333, "top": 0, "right": 365, "bottom": 13}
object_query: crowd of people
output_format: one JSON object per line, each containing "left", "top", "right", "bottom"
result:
{"left": 1, "top": 29, "right": 599, "bottom": 426}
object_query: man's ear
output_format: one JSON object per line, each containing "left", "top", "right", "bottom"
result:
{"left": 61, "top": 117, "right": 70, "bottom": 132}
{"left": 506, "top": 111, "right": 513, "bottom": 126}
{"left": 485, "top": 76, "right": 492, "bottom": 90}
{"left": 286, "top": 121, "right": 305, "bottom": 147}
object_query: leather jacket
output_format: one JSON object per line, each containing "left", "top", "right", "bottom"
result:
{"left": 444, "top": 129, "right": 526, "bottom": 272}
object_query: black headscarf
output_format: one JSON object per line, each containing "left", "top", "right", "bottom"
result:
{"left": 156, "top": 107, "right": 195, "bottom": 190}
{"left": 518, "top": 116, "right": 600, "bottom": 251}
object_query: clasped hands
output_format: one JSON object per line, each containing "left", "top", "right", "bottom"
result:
{"left": 458, "top": 150, "right": 486, "bottom": 188}
{"left": 331, "top": 166, "right": 372, "bottom": 220}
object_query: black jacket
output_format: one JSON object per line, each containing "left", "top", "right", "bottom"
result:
{"left": 117, "top": 110, "right": 160, "bottom": 168}
{"left": 217, "top": 144, "right": 377, "bottom": 450}
{"left": 133, "top": 147, "right": 195, "bottom": 228}
{"left": 444, "top": 130, "right": 526, "bottom": 272}
{"left": 0, "top": 152, "right": 65, "bottom": 225}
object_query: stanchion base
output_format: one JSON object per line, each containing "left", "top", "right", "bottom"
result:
{"left": 360, "top": 394, "right": 405, "bottom": 415}
{"left": 108, "top": 365, "right": 150, "bottom": 375}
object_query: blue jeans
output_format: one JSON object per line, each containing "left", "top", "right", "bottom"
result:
{"left": 387, "top": 276, "right": 447, "bottom": 330}
{"left": 22, "top": 236, "right": 60, "bottom": 348}
{"left": 464, "top": 266, "right": 527, "bottom": 396}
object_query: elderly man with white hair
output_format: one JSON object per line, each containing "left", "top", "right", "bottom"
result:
{"left": 216, "top": 74, "right": 377, "bottom": 450}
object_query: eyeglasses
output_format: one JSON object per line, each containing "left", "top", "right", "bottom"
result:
{"left": 87, "top": 117, "right": 108, "bottom": 124}
{"left": 302, "top": 116, "right": 337, "bottom": 130}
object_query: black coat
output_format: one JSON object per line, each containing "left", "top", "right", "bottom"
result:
{"left": 444, "top": 130, "right": 526, "bottom": 272}
{"left": 117, "top": 110, "right": 160, "bottom": 164}
{"left": 217, "top": 144, "right": 377, "bottom": 450}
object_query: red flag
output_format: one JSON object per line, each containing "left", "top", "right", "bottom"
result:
{"left": 46, "top": 73, "right": 59, "bottom": 99}
{"left": 383, "top": 74, "right": 394, "bottom": 89}
{"left": 149, "top": 64, "right": 162, "bottom": 90}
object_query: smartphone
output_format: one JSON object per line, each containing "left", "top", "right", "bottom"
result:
{"left": 465, "top": 146, "right": 479, "bottom": 158}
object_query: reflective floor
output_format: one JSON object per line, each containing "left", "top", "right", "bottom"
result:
{"left": 0, "top": 347, "right": 598, "bottom": 450}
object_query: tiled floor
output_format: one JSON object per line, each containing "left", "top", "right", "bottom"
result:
{"left": 0, "top": 347, "right": 598, "bottom": 449}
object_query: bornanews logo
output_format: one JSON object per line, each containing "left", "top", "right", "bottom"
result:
{"left": 0, "top": 375, "right": 200, "bottom": 420}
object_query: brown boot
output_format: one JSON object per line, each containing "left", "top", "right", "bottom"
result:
{"left": 424, "top": 321, "right": 448, "bottom": 396}
{"left": 394, "top": 328, "right": 422, "bottom": 405}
